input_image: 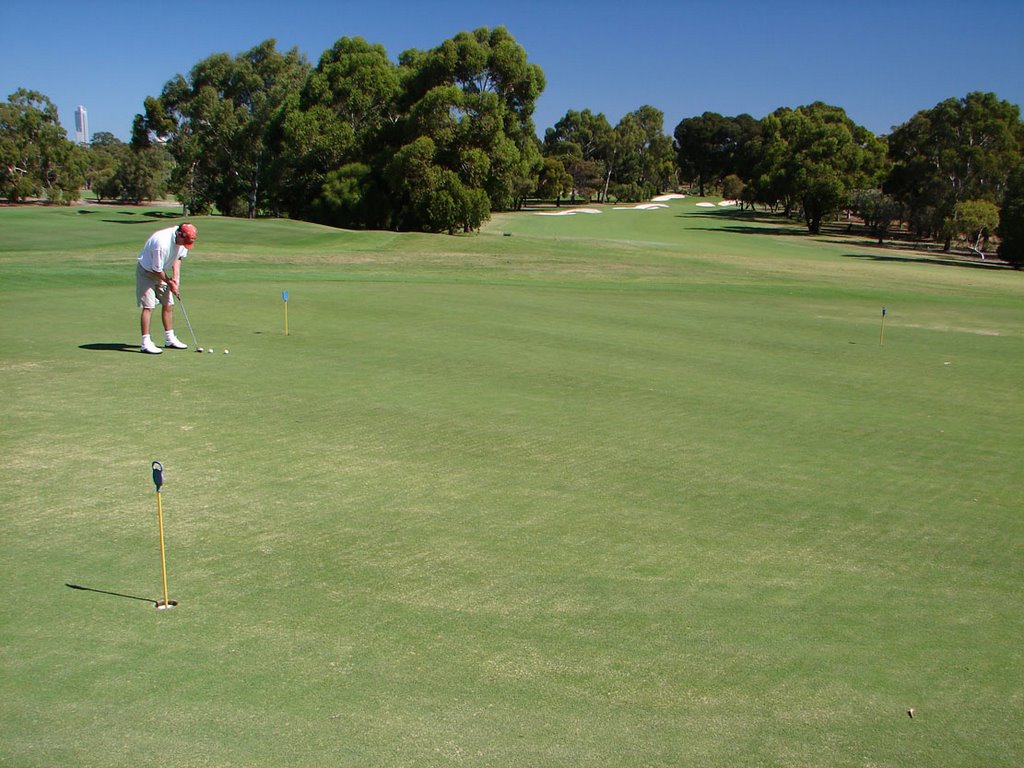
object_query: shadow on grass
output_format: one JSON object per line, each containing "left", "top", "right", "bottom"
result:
{"left": 101, "top": 210, "right": 181, "bottom": 224}
{"left": 66, "top": 583, "right": 157, "bottom": 605}
{"left": 680, "top": 207, "right": 1015, "bottom": 269}
{"left": 80, "top": 342, "right": 138, "bottom": 353}
{"left": 842, "top": 252, "right": 1010, "bottom": 270}
{"left": 677, "top": 208, "right": 808, "bottom": 236}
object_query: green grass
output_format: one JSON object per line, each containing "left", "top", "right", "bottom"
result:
{"left": 2, "top": 199, "right": 1022, "bottom": 767}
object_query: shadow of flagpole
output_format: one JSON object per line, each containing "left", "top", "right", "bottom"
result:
{"left": 66, "top": 583, "right": 158, "bottom": 605}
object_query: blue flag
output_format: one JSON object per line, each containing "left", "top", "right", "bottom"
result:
{"left": 152, "top": 461, "right": 164, "bottom": 492}
{"left": 283, "top": 290, "right": 289, "bottom": 302}
{"left": 882, "top": 306, "right": 887, "bottom": 317}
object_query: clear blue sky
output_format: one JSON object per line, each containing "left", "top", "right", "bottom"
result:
{"left": 2, "top": 0, "right": 1022, "bottom": 142}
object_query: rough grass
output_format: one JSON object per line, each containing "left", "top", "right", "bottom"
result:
{"left": 1, "top": 200, "right": 1022, "bottom": 767}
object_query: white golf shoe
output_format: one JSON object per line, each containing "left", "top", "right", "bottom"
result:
{"left": 165, "top": 334, "right": 188, "bottom": 349}
{"left": 141, "top": 339, "right": 163, "bottom": 354}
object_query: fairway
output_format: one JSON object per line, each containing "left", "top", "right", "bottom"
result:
{"left": 1, "top": 200, "right": 1022, "bottom": 767}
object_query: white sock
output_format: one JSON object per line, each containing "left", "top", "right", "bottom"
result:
{"left": 165, "top": 330, "right": 176, "bottom": 342}
{"left": 142, "top": 334, "right": 153, "bottom": 345}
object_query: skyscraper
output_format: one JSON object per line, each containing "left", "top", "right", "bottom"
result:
{"left": 74, "top": 105, "right": 88, "bottom": 144}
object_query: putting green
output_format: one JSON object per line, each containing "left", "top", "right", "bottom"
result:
{"left": 1, "top": 200, "right": 1022, "bottom": 767}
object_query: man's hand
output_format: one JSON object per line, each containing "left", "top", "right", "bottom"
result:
{"left": 166, "top": 278, "right": 180, "bottom": 297}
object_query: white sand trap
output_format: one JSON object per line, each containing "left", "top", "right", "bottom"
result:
{"left": 695, "top": 202, "right": 716, "bottom": 208}
{"left": 651, "top": 193, "right": 686, "bottom": 201}
{"left": 613, "top": 203, "right": 669, "bottom": 210}
{"left": 717, "top": 200, "right": 738, "bottom": 207}
{"left": 534, "top": 207, "right": 603, "bottom": 216}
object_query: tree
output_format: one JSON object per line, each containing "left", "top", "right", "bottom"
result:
{"left": 748, "top": 103, "right": 887, "bottom": 233}
{"left": 0, "top": 89, "right": 84, "bottom": 203}
{"left": 850, "top": 189, "right": 902, "bottom": 244}
{"left": 886, "top": 92, "right": 1024, "bottom": 248}
{"left": 998, "top": 163, "right": 1024, "bottom": 267}
{"left": 83, "top": 132, "right": 127, "bottom": 198}
{"left": 947, "top": 199, "right": 1000, "bottom": 256}
{"left": 543, "top": 108, "right": 615, "bottom": 201}
{"left": 272, "top": 36, "right": 399, "bottom": 222}
{"left": 535, "top": 155, "right": 574, "bottom": 202}
{"left": 387, "top": 26, "right": 545, "bottom": 232}
{"left": 140, "top": 40, "right": 310, "bottom": 217}
{"left": 722, "top": 173, "right": 746, "bottom": 202}
{"left": 612, "top": 105, "right": 675, "bottom": 200}
{"left": 674, "top": 112, "right": 728, "bottom": 195}
{"left": 674, "top": 112, "right": 760, "bottom": 196}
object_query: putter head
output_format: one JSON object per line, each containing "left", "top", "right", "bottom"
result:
{"left": 152, "top": 461, "right": 164, "bottom": 492}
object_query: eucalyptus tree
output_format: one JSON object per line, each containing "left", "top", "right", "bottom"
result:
{"left": 747, "top": 102, "right": 887, "bottom": 233}
{"left": 543, "top": 108, "right": 615, "bottom": 201}
{"left": 271, "top": 36, "right": 400, "bottom": 225}
{"left": 674, "top": 112, "right": 761, "bottom": 195}
{"left": 886, "top": 92, "right": 1023, "bottom": 247}
{"left": 0, "top": 89, "right": 84, "bottom": 203}
{"left": 140, "top": 40, "right": 309, "bottom": 217}
{"left": 611, "top": 105, "right": 675, "bottom": 200}
{"left": 998, "top": 163, "right": 1024, "bottom": 267}
{"left": 388, "top": 26, "right": 544, "bottom": 231}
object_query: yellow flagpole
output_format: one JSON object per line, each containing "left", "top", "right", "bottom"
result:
{"left": 157, "top": 489, "right": 170, "bottom": 608}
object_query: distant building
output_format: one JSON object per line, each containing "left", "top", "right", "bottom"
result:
{"left": 74, "top": 105, "right": 88, "bottom": 144}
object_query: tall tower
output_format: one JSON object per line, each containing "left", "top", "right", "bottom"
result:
{"left": 74, "top": 105, "right": 88, "bottom": 144}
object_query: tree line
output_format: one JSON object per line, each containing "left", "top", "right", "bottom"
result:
{"left": 2, "top": 26, "right": 1023, "bottom": 264}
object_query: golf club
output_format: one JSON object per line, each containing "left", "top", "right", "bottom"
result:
{"left": 176, "top": 294, "right": 201, "bottom": 351}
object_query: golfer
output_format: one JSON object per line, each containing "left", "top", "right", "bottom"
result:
{"left": 136, "top": 223, "right": 197, "bottom": 354}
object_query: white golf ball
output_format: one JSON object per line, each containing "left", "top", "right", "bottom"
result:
{"left": 208, "top": 348, "right": 213, "bottom": 354}
{"left": 197, "top": 347, "right": 204, "bottom": 353}
{"left": 224, "top": 349, "right": 229, "bottom": 355}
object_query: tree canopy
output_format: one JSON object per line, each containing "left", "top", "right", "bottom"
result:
{"left": 0, "top": 89, "right": 83, "bottom": 203}
{"left": 886, "top": 92, "right": 1024, "bottom": 247}
{"left": 5, "top": 28, "right": 1024, "bottom": 260}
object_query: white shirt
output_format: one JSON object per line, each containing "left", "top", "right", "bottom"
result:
{"left": 137, "top": 226, "right": 189, "bottom": 273}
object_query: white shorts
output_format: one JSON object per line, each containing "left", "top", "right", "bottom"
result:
{"left": 136, "top": 263, "right": 175, "bottom": 309}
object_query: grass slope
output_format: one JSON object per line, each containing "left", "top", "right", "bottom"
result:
{"left": 1, "top": 200, "right": 1022, "bottom": 767}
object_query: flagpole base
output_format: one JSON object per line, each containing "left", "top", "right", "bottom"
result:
{"left": 155, "top": 600, "right": 178, "bottom": 610}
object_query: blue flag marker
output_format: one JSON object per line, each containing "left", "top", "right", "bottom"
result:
{"left": 882, "top": 306, "right": 887, "bottom": 317}
{"left": 152, "top": 460, "right": 164, "bottom": 492}
{"left": 283, "top": 290, "right": 289, "bottom": 302}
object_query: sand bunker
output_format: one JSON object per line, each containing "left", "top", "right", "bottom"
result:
{"left": 613, "top": 203, "right": 669, "bottom": 211}
{"left": 718, "top": 200, "right": 738, "bottom": 207}
{"left": 533, "top": 207, "right": 603, "bottom": 216}
{"left": 695, "top": 202, "right": 716, "bottom": 208}
{"left": 651, "top": 193, "right": 687, "bottom": 202}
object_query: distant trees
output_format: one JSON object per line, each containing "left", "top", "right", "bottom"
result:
{"left": 611, "top": 106, "right": 675, "bottom": 201}
{"left": 140, "top": 39, "right": 311, "bottom": 218}
{"left": 673, "top": 112, "right": 759, "bottom": 197}
{"left": 743, "top": 103, "right": 888, "bottom": 233}
{"left": 271, "top": 36, "right": 398, "bottom": 226}
{"left": 997, "top": 163, "right": 1024, "bottom": 267}
{"left": 0, "top": 89, "right": 84, "bottom": 203}
{"left": 849, "top": 189, "right": 902, "bottom": 244}
{"left": 542, "top": 105, "right": 674, "bottom": 203}
{"left": 136, "top": 27, "right": 545, "bottom": 232}
{"left": 5, "top": 29, "right": 1024, "bottom": 260}
{"left": 383, "top": 26, "right": 545, "bottom": 231}
{"left": 543, "top": 108, "right": 615, "bottom": 202}
{"left": 886, "top": 92, "right": 1024, "bottom": 248}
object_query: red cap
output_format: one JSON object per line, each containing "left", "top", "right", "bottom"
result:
{"left": 177, "top": 223, "right": 198, "bottom": 248}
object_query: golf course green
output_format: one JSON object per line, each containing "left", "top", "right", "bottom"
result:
{"left": 1, "top": 199, "right": 1021, "bottom": 766}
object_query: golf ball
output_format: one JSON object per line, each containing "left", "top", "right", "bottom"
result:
{"left": 208, "top": 348, "right": 213, "bottom": 354}
{"left": 224, "top": 349, "right": 229, "bottom": 355}
{"left": 197, "top": 347, "right": 204, "bottom": 353}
